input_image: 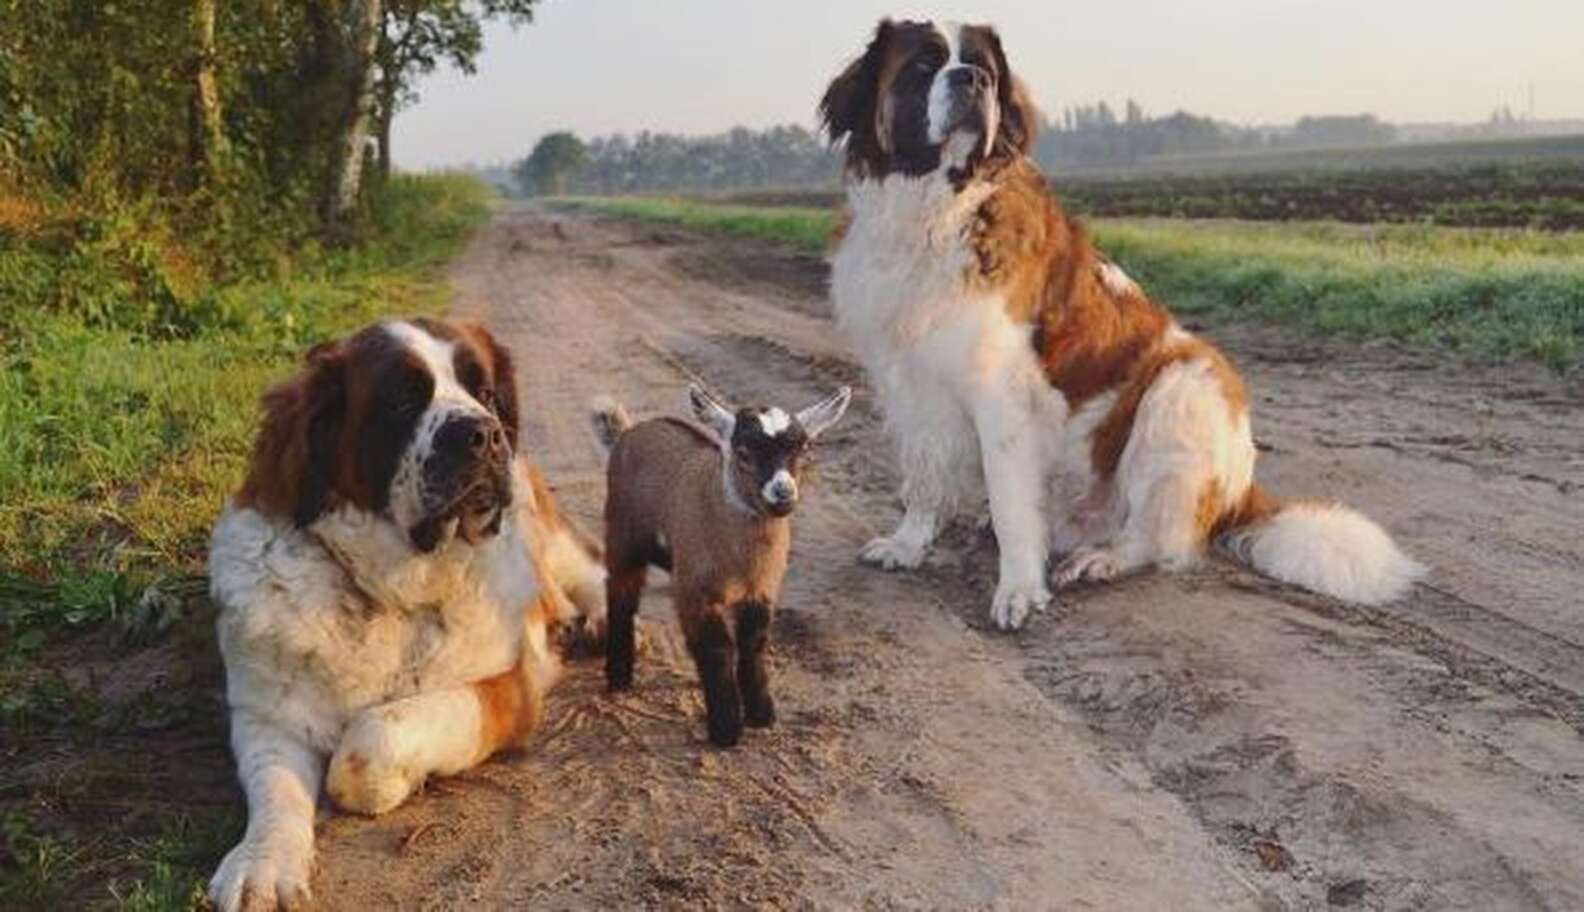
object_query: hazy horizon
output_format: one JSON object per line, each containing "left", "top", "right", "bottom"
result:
{"left": 394, "top": 0, "right": 1584, "bottom": 169}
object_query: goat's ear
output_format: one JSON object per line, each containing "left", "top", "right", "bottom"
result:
{"left": 796, "top": 386, "right": 851, "bottom": 439}
{"left": 688, "top": 384, "right": 736, "bottom": 440}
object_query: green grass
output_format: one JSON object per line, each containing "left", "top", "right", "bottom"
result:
{"left": 1099, "top": 219, "right": 1584, "bottom": 367}
{"left": 563, "top": 196, "right": 1584, "bottom": 370}
{"left": 1, "top": 174, "right": 491, "bottom": 575}
{"left": 0, "top": 173, "right": 493, "bottom": 909}
{"left": 558, "top": 195, "right": 836, "bottom": 253}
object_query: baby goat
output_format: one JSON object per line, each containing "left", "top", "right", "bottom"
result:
{"left": 591, "top": 384, "right": 851, "bottom": 746}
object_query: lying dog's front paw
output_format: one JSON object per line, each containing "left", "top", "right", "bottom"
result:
{"left": 326, "top": 716, "right": 419, "bottom": 816}
{"left": 990, "top": 582, "right": 1051, "bottom": 631}
{"left": 209, "top": 836, "right": 312, "bottom": 912}
{"left": 860, "top": 534, "right": 927, "bottom": 570}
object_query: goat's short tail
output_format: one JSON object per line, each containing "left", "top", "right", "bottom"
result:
{"left": 1217, "top": 483, "right": 1423, "bottom": 606}
{"left": 589, "top": 396, "right": 632, "bottom": 452}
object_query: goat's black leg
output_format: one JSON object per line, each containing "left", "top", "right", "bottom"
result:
{"left": 688, "top": 610, "right": 742, "bottom": 747}
{"left": 604, "top": 562, "right": 645, "bottom": 691}
{"left": 735, "top": 600, "right": 775, "bottom": 728}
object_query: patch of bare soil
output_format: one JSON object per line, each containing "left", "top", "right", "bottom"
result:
{"left": 311, "top": 205, "right": 1584, "bottom": 910}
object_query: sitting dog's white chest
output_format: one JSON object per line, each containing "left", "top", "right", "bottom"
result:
{"left": 831, "top": 175, "right": 987, "bottom": 356}
{"left": 831, "top": 175, "right": 1058, "bottom": 405}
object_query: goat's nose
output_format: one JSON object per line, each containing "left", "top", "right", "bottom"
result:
{"left": 763, "top": 470, "right": 798, "bottom": 506}
{"left": 946, "top": 66, "right": 991, "bottom": 92}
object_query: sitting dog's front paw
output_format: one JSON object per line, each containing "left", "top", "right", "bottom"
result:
{"left": 209, "top": 836, "right": 313, "bottom": 912}
{"left": 990, "top": 581, "right": 1051, "bottom": 631}
{"left": 860, "top": 534, "right": 927, "bottom": 570}
{"left": 326, "top": 716, "right": 419, "bottom": 817}
{"left": 1052, "top": 547, "right": 1122, "bottom": 588}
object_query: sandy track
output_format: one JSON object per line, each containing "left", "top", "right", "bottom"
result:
{"left": 312, "top": 205, "right": 1584, "bottom": 910}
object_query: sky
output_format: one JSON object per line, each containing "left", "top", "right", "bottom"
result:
{"left": 394, "top": 0, "right": 1584, "bottom": 169}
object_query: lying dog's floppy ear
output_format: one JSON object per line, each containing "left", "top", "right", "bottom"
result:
{"left": 984, "top": 27, "right": 1036, "bottom": 157}
{"left": 460, "top": 321, "right": 522, "bottom": 452}
{"left": 241, "top": 341, "right": 347, "bottom": 527}
{"left": 819, "top": 19, "right": 895, "bottom": 169}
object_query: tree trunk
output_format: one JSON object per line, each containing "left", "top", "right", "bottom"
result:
{"left": 374, "top": 79, "right": 396, "bottom": 186}
{"left": 371, "top": 19, "right": 398, "bottom": 186}
{"left": 189, "top": 0, "right": 226, "bottom": 186}
{"left": 322, "top": 0, "right": 382, "bottom": 234}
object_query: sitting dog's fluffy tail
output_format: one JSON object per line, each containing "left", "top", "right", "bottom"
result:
{"left": 1218, "top": 483, "right": 1423, "bottom": 606}
{"left": 589, "top": 396, "right": 632, "bottom": 453}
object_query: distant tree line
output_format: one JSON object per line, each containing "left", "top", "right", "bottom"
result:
{"left": 1035, "top": 102, "right": 1262, "bottom": 168}
{"left": 507, "top": 106, "right": 1411, "bottom": 194}
{"left": 513, "top": 125, "right": 840, "bottom": 196}
{"left": 1036, "top": 102, "right": 1399, "bottom": 169}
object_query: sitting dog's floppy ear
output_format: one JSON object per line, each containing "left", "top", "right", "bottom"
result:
{"left": 240, "top": 342, "right": 346, "bottom": 527}
{"left": 819, "top": 19, "right": 895, "bottom": 164}
{"left": 984, "top": 28, "right": 1037, "bottom": 157}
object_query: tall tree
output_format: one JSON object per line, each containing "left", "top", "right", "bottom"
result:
{"left": 324, "top": 0, "right": 383, "bottom": 232}
{"left": 188, "top": 0, "right": 226, "bottom": 186}
{"left": 514, "top": 131, "right": 586, "bottom": 195}
{"left": 373, "top": 0, "right": 539, "bottom": 182}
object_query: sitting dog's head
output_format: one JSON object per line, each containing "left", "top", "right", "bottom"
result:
{"left": 240, "top": 318, "right": 521, "bottom": 553}
{"left": 820, "top": 19, "right": 1035, "bottom": 184}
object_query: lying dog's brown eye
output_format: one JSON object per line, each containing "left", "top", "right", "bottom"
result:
{"left": 478, "top": 387, "right": 496, "bottom": 409}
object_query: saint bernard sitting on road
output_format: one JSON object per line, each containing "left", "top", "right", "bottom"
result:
{"left": 206, "top": 317, "right": 604, "bottom": 911}
{"left": 820, "top": 19, "right": 1422, "bottom": 629}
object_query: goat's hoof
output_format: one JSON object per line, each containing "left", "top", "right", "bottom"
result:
{"left": 707, "top": 712, "right": 743, "bottom": 748}
{"left": 744, "top": 695, "right": 776, "bottom": 728}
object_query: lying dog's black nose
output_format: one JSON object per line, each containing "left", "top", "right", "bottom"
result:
{"left": 947, "top": 66, "right": 991, "bottom": 92}
{"left": 436, "top": 414, "right": 507, "bottom": 462}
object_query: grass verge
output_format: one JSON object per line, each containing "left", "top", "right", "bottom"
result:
{"left": 0, "top": 173, "right": 492, "bottom": 909}
{"left": 561, "top": 195, "right": 1584, "bottom": 370}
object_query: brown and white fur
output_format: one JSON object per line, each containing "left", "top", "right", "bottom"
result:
{"left": 593, "top": 384, "right": 849, "bottom": 746}
{"left": 206, "top": 318, "right": 605, "bottom": 911}
{"left": 821, "top": 19, "right": 1422, "bottom": 630}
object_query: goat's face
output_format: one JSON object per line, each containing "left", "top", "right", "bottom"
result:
{"left": 689, "top": 385, "right": 853, "bottom": 518}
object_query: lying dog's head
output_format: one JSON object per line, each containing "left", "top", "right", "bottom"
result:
{"left": 820, "top": 19, "right": 1035, "bottom": 184}
{"left": 240, "top": 318, "right": 521, "bottom": 553}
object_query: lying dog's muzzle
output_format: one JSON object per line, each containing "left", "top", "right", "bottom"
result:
{"left": 410, "top": 414, "right": 514, "bottom": 552}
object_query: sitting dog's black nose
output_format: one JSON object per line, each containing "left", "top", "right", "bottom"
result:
{"left": 437, "top": 414, "right": 507, "bottom": 462}
{"left": 947, "top": 66, "right": 991, "bottom": 92}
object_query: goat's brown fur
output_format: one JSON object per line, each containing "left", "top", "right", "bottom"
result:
{"left": 598, "top": 414, "right": 794, "bottom": 746}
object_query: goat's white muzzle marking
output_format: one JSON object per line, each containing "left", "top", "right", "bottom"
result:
{"left": 763, "top": 469, "right": 798, "bottom": 507}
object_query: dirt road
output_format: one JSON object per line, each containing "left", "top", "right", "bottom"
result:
{"left": 313, "top": 204, "right": 1584, "bottom": 910}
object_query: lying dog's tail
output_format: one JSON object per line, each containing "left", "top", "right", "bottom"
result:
{"left": 1216, "top": 483, "right": 1423, "bottom": 606}
{"left": 589, "top": 396, "right": 632, "bottom": 453}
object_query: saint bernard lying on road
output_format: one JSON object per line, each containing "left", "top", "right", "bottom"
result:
{"left": 820, "top": 19, "right": 1423, "bottom": 630}
{"left": 206, "top": 318, "right": 604, "bottom": 911}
